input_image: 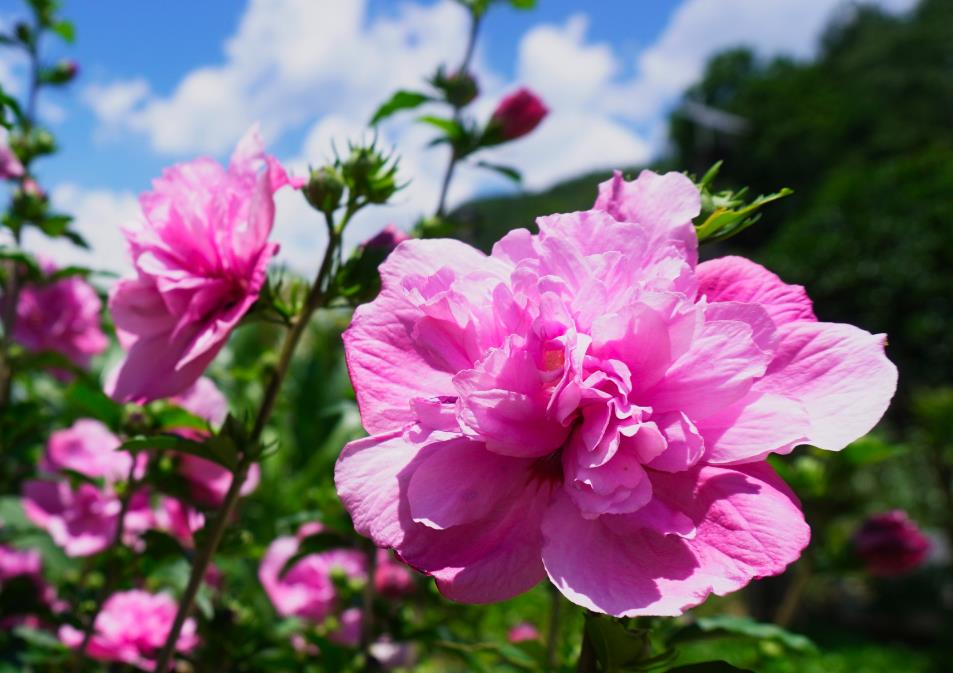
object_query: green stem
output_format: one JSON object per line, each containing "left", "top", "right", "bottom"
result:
{"left": 434, "top": 9, "right": 482, "bottom": 218}
{"left": 576, "top": 618, "right": 598, "bottom": 673}
{"left": 151, "top": 219, "right": 343, "bottom": 672}
{"left": 545, "top": 584, "right": 563, "bottom": 669}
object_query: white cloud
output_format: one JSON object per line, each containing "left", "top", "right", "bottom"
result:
{"left": 73, "top": 0, "right": 919, "bottom": 278}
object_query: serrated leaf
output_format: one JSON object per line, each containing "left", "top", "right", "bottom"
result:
{"left": 120, "top": 434, "right": 237, "bottom": 471}
{"left": 370, "top": 90, "right": 432, "bottom": 125}
{"left": 475, "top": 160, "right": 522, "bottom": 184}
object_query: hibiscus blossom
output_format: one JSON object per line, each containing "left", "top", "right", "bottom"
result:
{"left": 107, "top": 125, "right": 299, "bottom": 402}
{"left": 335, "top": 169, "right": 897, "bottom": 616}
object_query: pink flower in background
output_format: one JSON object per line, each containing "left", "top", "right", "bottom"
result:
{"left": 22, "top": 481, "right": 153, "bottom": 557}
{"left": 171, "top": 376, "right": 228, "bottom": 427}
{"left": 178, "top": 453, "right": 260, "bottom": 507}
{"left": 363, "top": 224, "right": 410, "bottom": 253}
{"left": 43, "top": 419, "right": 139, "bottom": 483}
{"left": 507, "top": 623, "right": 540, "bottom": 643}
{"left": 0, "top": 140, "right": 24, "bottom": 179}
{"left": 11, "top": 262, "right": 107, "bottom": 373}
{"left": 853, "top": 510, "right": 930, "bottom": 576}
{"left": 374, "top": 549, "right": 415, "bottom": 599}
{"left": 489, "top": 88, "right": 548, "bottom": 141}
{"left": 258, "top": 523, "right": 365, "bottom": 624}
{"left": 107, "top": 125, "right": 299, "bottom": 403}
{"left": 153, "top": 496, "right": 205, "bottom": 547}
{"left": 335, "top": 169, "right": 897, "bottom": 616}
{"left": 0, "top": 544, "right": 61, "bottom": 624}
{"left": 59, "top": 590, "right": 198, "bottom": 670}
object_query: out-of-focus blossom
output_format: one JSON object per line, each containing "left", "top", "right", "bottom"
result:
{"left": 335, "top": 169, "right": 897, "bottom": 616}
{"left": 43, "top": 419, "right": 138, "bottom": 483}
{"left": 507, "top": 622, "right": 540, "bottom": 643}
{"left": 363, "top": 224, "right": 410, "bottom": 253}
{"left": 0, "top": 544, "right": 60, "bottom": 625}
{"left": 488, "top": 88, "right": 548, "bottom": 141}
{"left": 331, "top": 607, "right": 363, "bottom": 647}
{"left": 22, "top": 481, "right": 152, "bottom": 557}
{"left": 107, "top": 125, "right": 299, "bottom": 402}
{"left": 177, "top": 453, "right": 260, "bottom": 508}
{"left": 171, "top": 376, "right": 228, "bottom": 427}
{"left": 258, "top": 523, "right": 365, "bottom": 624}
{"left": 153, "top": 496, "right": 204, "bottom": 547}
{"left": 0, "top": 141, "right": 24, "bottom": 179}
{"left": 370, "top": 637, "right": 415, "bottom": 670}
{"left": 854, "top": 510, "right": 930, "bottom": 576}
{"left": 59, "top": 590, "right": 198, "bottom": 670}
{"left": 10, "top": 262, "right": 108, "bottom": 374}
{"left": 374, "top": 549, "right": 415, "bottom": 599}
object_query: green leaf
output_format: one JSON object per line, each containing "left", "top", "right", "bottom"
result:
{"left": 666, "top": 662, "right": 755, "bottom": 673}
{"left": 370, "top": 90, "right": 432, "bottom": 125}
{"left": 417, "top": 114, "right": 464, "bottom": 137}
{"left": 36, "top": 213, "right": 72, "bottom": 237}
{"left": 65, "top": 381, "right": 123, "bottom": 428}
{"left": 694, "top": 188, "right": 793, "bottom": 243}
{"left": 148, "top": 401, "right": 213, "bottom": 434}
{"left": 693, "top": 616, "right": 817, "bottom": 654}
{"left": 475, "top": 160, "right": 522, "bottom": 184}
{"left": 120, "top": 434, "right": 237, "bottom": 471}
{"left": 584, "top": 613, "right": 652, "bottom": 672}
{"left": 508, "top": 0, "right": 537, "bottom": 8}
{"left": 51, "top": 19, "right": 74, "bottom": 43}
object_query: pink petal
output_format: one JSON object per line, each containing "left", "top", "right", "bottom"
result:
{"left": 697, "top": 256, "right": 815, "bottom": 326}
{"left": 407, "top": 438, "right": 531, "bottom": 529}
{"left": 345, "top": 240, "right": 497, "bottom": 435}
{"left": 755, "top": 322, "right": 897, "bottom": 451}
{"left": 697, "top": 392, "right": 810, "bottom": 464}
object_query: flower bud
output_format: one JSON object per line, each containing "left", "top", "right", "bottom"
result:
{"left": 486, "top": 87, "right": 548, "bottom": 142}
{"left": 363, "top": 224, "right": 410, "bottom": 253}
{"left": 0, "top": 141, "right": 24, "bottom": 180}
{"left": 432, "top": 67, "right": 479, "bottom": 108}
{"left": 507, "top": 623, "right": 540, "bottom": 644}
{"left": 853, "top": 510, "right": 930, "bottom": 576}
{"left": 41, "top": 59, "right": 80, "bottom": 85}
{"left": 303, "top": 166, "right": 345, "bottom": 215}
{"left": 337, "top": 225, "right": 410, "bottom": 304}
{"left": 341, "top": 144, "right": 399, "bottom": 205}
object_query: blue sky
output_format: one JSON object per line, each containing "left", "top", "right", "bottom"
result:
{"left": 0, "top": 0, "right": 917, "bottom": 273}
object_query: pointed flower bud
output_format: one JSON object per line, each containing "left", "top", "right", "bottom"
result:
{"left": 487, "top": 87, "right": 548, "bottom": 142}
{"left": 853, "top": 510, "right": 930, "bottom": 576}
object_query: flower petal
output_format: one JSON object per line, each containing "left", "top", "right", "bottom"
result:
{"left": 697, "top": 256, "right": 815, "bottom": 326}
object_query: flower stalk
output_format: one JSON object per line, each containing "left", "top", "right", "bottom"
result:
{"left": 152, "top": 211, "right": 345, "bottom": 672}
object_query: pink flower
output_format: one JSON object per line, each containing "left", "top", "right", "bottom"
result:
{"left": 0, "top": 543, "right": 61, "bottom": 624}
{"left": 0, "top": 140, "right": 24, "bottom": 179}
{"left": 107, "top": 125, "right": 298, "bottom": 402}
{"left": 22, "top": 480, "right": 153, "bottom": 557}
{"left": 853, "top": 510, "right": 930, "bottom": 576}
{"left": 11, "top": 262, "right": 107, "bottom": 373}
{"left": 171, "top": 376, "right": 228, "bottom": 426}
{"left": 177, "top": 453, "right": 260, "bottom": 507}
{"left": 489, "top": 88, "right": 548, "bottom": 141}
{"left": 374, "top": 549, "right": 415, "bottom": 599}
{"left": 335, "top": 169, "right": 897, "bottom": 616}
{"left": 258, "top": 523, "right": 365, "bottom": 624}
{"left": 507, "top": 622, "right": 540, "bottom": 643}
{"left": 363, "top": 225, "right": 410, "bottom": 253}
{"left": 153, "top": 496, "right": 205, "bottom": 547}
{"left": 59, "top": 590, "right": 198, "bottom": 670}
{"left": 43, "top": 419, "right": 138, "bottom": 483}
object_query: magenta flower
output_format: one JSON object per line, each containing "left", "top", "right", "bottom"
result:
{"left": 59, "top": 590, "right": 198, "bottom": 670}
{"left": 489, "top": 88, "right": 548, "bottom": 141}
{"left": 853, "top": 510, "right": 930, "bottom": 576}
{"left": 42, "top": 419, "right": 140, "bottom": 483}
{"left": 153, "top": 496, "right": 205, "bottom": 547}
{"left": 11, "top": 262, "right": 108, "bottom": 374}
{"left": 22, "top": 480, "right": 153, "bottom": 557}
{"left": 107, "top": 125, "right": 299, "bottom": 402}
{"left": 0, "top": 140, "right": 24, "bottom": 179}
{"left": 335, "top": 169, "right": 897, "bottom": 616}
{"left": 374, "top": 549, "right": 415, "bottom": 599}
{"left": 258, "top": 523, "right": 366, "bottom": 624}
{"left": 363, "top": 224, "right": 410, "bottom": 253}
{"left": 508, "top": 622, "right": 540, "bottom": 643}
